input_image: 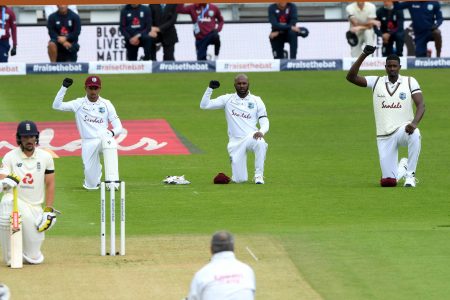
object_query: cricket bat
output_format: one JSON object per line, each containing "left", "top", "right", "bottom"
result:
{"left": 10, "top": 187, "right": 23, "bottom": 268}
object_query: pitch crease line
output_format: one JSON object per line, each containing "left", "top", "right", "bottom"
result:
{"left": 246, "top": 246, "right": 259, "bottom": 261}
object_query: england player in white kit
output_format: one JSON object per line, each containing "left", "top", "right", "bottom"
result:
{"left": 0, "top": 121, "right": 59, "bottom": 265}
{"left": 200, "top": 74, "right": 269, "bottom": 184}
{"left": 187, "top": 231, "right": 256, "bottom": 300}
{"left": 346, "top": 1, "right": 380, "bottom": 57}
{"left": 52, "top": 76, "right": 123, "bottom": 190}
{"left": 346, "top": 46, "right": 425, "bottom": 187}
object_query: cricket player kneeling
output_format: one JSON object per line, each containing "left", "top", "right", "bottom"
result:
{"left": 0, "top": 120, "right": 59, "bottom": 266}
{"left": 200, "top": 75, "right": 269, "bottom": 184}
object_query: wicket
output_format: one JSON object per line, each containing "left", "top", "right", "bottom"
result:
{"left": 100, "top": 181, "right": 125, "bottom": 256}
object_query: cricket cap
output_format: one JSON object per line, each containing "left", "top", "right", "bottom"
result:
{"left": 85, "top": 76, "right": 102, "bottom": 88}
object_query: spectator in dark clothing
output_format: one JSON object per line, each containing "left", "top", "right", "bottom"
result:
{"left": 176, "top": 3, "right": 224, "bottom": 61}
{"left": 394, "top": 1, "right": 443, "bottom": 57}
{"left": 377, "top": 0, "right": 404, "bottom": 57}
{"left": 47, "top": 5, "right": 81, "bottom": 62}
{"left": 148, "top": 4, "right": 178, "bottom": 61}
{"left": 268, "top": 2, "right": 308, "bottom": 59}
{"left": 0, "top": 5, "right": 17, "bottom": 62}
{"left": 119, "top": 4, "right": 152, "bottom": 61}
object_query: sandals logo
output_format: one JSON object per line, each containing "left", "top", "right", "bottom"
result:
{"left": 0, "top": 120, "right": 192, "bottom": 157}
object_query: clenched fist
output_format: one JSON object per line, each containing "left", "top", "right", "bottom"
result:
{"left": 363, "top": 45, "right": 376, "bottom": 56}
{"left": 62, "top": 78, "right": 73, "bottom": 88}
{"left": 209, "top": 80, "right": 220, "bottom": 89}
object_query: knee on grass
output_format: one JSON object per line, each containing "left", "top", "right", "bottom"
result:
{"left": 380, "top": 177, "right": 397, "bottom": 187}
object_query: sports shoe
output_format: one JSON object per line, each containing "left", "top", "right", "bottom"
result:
{"left": 404, "top": 172, "right": 418, "bottom": 187}
{"left": 83, "top": 183, "right": 100, "bottom": 190}
{"left": 397, "top": 157, "right": 408, "bottom": 181}
{"left": 254, "top": 175, "right": 264, "bottom": 184}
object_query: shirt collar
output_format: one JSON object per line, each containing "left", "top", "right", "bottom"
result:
{"left": 19, "top": 148, "right": 36, "bottom": 159}
{"left": 85, "top": 96, "right": 100, "bottom": 105}
{"left": 384, "top": 75, "right": 403, "bottom": 85}
{"left": 211, "top": 251, "right": 236, "bottom": 261}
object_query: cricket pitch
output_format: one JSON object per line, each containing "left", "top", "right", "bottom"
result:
{"left": 1, "top": 235, "right": 322, "bottom": 300}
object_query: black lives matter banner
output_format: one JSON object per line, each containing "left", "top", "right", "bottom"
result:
{"left": 96, "top": 26, "right": 127, "bottom": 61}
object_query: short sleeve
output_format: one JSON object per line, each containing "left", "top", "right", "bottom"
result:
{"left": 346, "top": 4, "right": 353, "bottom": 17}
{"left": 409, "top": 77, "right": 421, "bottom": 94}
{"left": 44, "top": 152, "right": 55, "bottom": 172}
{"left": 368, "top": 4, "right": 377, "bottom": 18}
{"left": 365, "top": 76, "right": 379, "bottom": 89}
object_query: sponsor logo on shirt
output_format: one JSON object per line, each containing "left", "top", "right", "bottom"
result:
{"left": 231, "top": 109, "right": 252, "bottom": 119}
{"left": 214, "top": 273, "right": 244, "bottom": 284}
{"left": 16, "top": 163, "right": 22, "bottom": 167}
{"left": 381, "top": 101, "right": 402, "bottom": 108}
{"left": 83, "top": 115, "right": 104, "bottom": 124}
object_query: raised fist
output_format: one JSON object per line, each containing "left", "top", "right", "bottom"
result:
{"left": 209, "top": 80, "right": 220, "bottom": 89}
{"left": 62, "top": 78, "right": 73, "bottom": 88}
{"left": 363, "top": 45, "right": 376, "bottom": 56}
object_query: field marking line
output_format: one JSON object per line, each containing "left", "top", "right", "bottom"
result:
{"left": 246, "top": 246, "right": 259, "bottom": 261}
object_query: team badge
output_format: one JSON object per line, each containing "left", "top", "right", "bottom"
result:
{"left": 99, "top": 107, "right": 105, "bottom": 113}
{"left": 16, "top": 163, "right": 22, "bottom": 167}
{"left": 427, "top": 4, "right": 433, "bottom": 11}
{"left": 248, "top": 103, "right": 254, "bottom": 109}
{"left": 68, "top": 20, "right": 72, "bottom": 27}
{"left": 208, "top": 10, "right": 214, "bottom": 17}
{"left": 37, "top": 162, "right": 41, "bottom": 171}
{"left": 399, "top": 92, "right": 407, "bottom": 100}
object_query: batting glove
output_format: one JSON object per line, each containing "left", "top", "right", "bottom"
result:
{"left": 10, "top": 47, "right": 16, "bottom": 56}
{"left": 36, "top": 207, "right": 61, "bottom": 232}
{"left": 363, "top": 45, "right": 376, "bottom": 55}
{"left": 1, "top": 174, "right": 20, "bottom": 192}
{"left": 62, "top": 78, "right": 73, "bottom": 88}
{"left": 209, "top": 80, "right": 220, "bottom": 89}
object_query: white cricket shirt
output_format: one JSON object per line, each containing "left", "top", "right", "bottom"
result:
{"left": 346, "top": 2, "right": 377, "bottom": 25}
{"left": 366, "top": 75, "right": 421, "bottom": 136}
{"left": 0, "top": 148, "right": 54, "bottom": 205}
{"left": 200, "top": 88, "right": 268, "bottom": 140}
{"left": 188, "top": 251, "right": 256, "bottom": 300}
{"left": 53, "top": 87, "right": 121, "bottom": 139}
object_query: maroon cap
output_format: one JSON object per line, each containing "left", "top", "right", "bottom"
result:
{"left": 85, "top": 76, "right": 102, "bottom": 88}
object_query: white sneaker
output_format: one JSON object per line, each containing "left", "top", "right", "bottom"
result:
{"left": 254, "top": 175, "right": 264, "bottom": 184}
{"left": 83, "top": 183, "right": 100, "bottom": 190}
{"left": 397, "top": 157, "right": 408, "bottom": 181}
{"left": 404, "top": 173, "right": 418, "bottom": 187}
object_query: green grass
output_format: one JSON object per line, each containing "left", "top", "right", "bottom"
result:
{"left": 1, "top": 70, "right": 450, "bottom": 299}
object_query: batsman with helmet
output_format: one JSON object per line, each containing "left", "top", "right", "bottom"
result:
{"left": 0, "top": 120, "right": 59, "bottom": 266}
{"left": 200, "top": 74, "right": 269, "bottom": 184}
{"left": 52, "top": 76, "right": 123, "bottom": 190}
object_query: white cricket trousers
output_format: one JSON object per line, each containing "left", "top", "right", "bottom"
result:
{"left": 0, "top": 194, "right": 45, "bottom": 265}
{"left": 377, "top": 125, "right": 421, "bottom": 179}
{"left": 227, "top": 135, "right": 268, "bottom": 183}
{"left": 82, "top": 138, "right": 103, "bottom": 188}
